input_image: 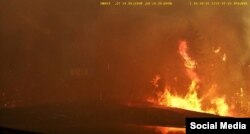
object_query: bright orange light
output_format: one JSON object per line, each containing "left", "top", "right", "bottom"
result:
{"left": 222, "top": 53, "right": 227, "bottom": 61}
{"left": 213, "top": 46, "right": 221, "bottom": 53}
{"left": 156, "top": 127, "right": 185, "bottom": 134}
{"left": 149, "top": 40, "right": 231, "bottom": 133}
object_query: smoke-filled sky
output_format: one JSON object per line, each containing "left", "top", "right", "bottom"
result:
{"left": 0, "top": 0, "right": 249, "bottom": 109}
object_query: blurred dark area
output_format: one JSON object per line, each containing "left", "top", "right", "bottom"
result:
{"left": 0, "top": 127, "right": 37, "bottom": 134}
{"left": 0, "top": 0, "right": 195, "bottom": 107}
{"left": 0, "top": 102, "right": 221, "bottom": 133}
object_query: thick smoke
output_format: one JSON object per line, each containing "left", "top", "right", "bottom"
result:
{"left": 242, "top": 8, "right": 250, "bottom": 64}
{"left": 0, "top": 0, "right": 249, "bottom": 116}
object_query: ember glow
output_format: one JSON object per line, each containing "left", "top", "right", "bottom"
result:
{"left": 156, "top": 127, "right": 185, "bottom": 134}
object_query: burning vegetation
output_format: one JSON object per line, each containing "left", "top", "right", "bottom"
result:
{"left": 148, "top": 40, "right": 234, "bottom": 134}
{"left": 149, "top": 40, "right": 230, "bottom": 116}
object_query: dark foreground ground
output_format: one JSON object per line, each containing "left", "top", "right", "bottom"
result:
{"left": 0, "top": 102, "right": 220, "bottom": 134}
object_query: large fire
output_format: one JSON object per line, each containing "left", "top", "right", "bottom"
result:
{"left": 148, "top": 40, "right": 232, "bottom": 133}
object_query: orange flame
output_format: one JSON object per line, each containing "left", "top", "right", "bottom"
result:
{"left": 149, "top": 40, "right": 231, "bottom": 134}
